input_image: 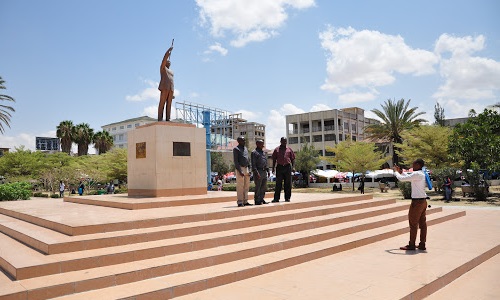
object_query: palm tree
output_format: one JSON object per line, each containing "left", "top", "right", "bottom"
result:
{"left": 56, "top": 120, "right": 74, "bottom": 154}
{"left": 364, "top": 98, "right": 427, "bottom": 166}
{"left": 72, "top": 123, "right": 94, "bottom": 156}
{"left": 93, "top": 131, "right": 114, "bottom": 154}
{"left": 0, "top": 76, "right": 16, "bottom": 134}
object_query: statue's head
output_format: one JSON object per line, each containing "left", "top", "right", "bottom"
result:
{"left": 166, "top": 60, "right": 171, "bottom": 68}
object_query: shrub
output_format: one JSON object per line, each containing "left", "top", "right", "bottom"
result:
{"left": 398, "top": 182, "right": 412, "bottom": 199}
{"left": 0, "top": 182, "right": 32, "bottom": 201}
{"left": 50, "top": 194, "right": 60, "bottom": 198}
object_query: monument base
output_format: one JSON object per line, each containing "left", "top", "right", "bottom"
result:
{"left": 127, "top": 122, "right": 207, "bottom": 197}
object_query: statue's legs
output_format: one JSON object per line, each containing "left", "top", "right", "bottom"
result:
{"left": 158, "top": 90, "right": 174, "bottom": 121}
{"left": 165, "top": 90, "right": 174, "bottom": 121}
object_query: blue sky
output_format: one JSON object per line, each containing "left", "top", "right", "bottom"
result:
{"left": 1, "top": 0, "right": 499, "bottom": 152}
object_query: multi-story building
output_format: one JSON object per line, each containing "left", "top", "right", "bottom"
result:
{"left": 35, "top": 137, "right": 60, "bottom": 153}
{"left": 0, "top": 148, "right": 9, "bottom": 157}
{"left": 211, "top": 113, "right": 266, "bottom": 146}
{"left": 286, "top": 107, "right": 380, "bottom": 169}
{"left": 101, "top": 116, "right": 157, "bottom": 149}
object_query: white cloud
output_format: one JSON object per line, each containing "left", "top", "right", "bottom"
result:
{"left": 310, "top": 104, "right": 331, "bottom": 112}
{"left": 319, "top": 26, "right": 438, "bottom": 97}
{"left": 434, "top": 98, "right": 489, "bottom": 118}
{"left": 433, "top": 34, "right": 500, "bottom": 101}
{"left": 204, "top": 42, "right": 228, "bottom": 56}
{"left": 234, "top": 109, "right": 261, "bottom": 121}
{"left": 142, "top": 105, "right": 157, "bottom": 118}
{"left": 196, "top": 0, "right": 315, "bottom": 47}
{"left": 126, "top": 79, "right": 159, "bottom": 102}
{"left": 264, "top": 104, "right": 304, "bottom": 149}
{"left": 338, "top": 91, "right": 378, "bottom": 104}
{"left": 435, "top": 34, "right": 486, "bottom": 57}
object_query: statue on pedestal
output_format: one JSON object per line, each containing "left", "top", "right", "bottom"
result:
{"left": 158, "top": 39, "right": 174, "bottom": 121}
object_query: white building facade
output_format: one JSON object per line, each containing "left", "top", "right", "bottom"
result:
{"left": 101, "top": 116, "right": 157, "bottom": 149}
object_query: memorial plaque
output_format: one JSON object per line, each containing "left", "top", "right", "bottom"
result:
{"left": 136, "top": 142, "right": 146, "bottom": 159}
{"left": 173, "top": 142, "right": 190, "bottom": 156}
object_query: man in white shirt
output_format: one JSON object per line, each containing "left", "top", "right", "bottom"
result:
{"left": 393, "top": 158, "right": 428, "bottom": 251}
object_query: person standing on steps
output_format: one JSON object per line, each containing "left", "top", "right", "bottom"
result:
{"left": 233, "top": 136, "right": 252, "bottom": 207}
{"left": 251, "top": 139, "right": 269, "bottom": 205}
{"left": 393, "top": 158, "right": 428, "bottom": 251}
{"left": 271, "top": 137, "right": 295, "bottom": 203}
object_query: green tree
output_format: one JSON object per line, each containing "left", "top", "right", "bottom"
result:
{"left": 324, "top": 141, "right": 387, "bottom": 191}
{"left": 434, "top": 102, "right": 445, "bottom": 126}
{"left": 93, "top": 131, "right": 114, "bottom": 154}
{"left": 72, "top": 123, "right": 94, "bottom": 156}
{"left": 395, "top": 125, "right": 455, "bottom": 169}
{"left": 56, "top": 120, "right": 74, "bottom": 154}
{"left": 0, "top": 76, "right": 16, "bottom": 133}
{"left": 448, "top": 109, "right": 500, "bottom": 170}
{"left": 365, "top": 98, "right": 426, "bottom": 165}
{"left": 0, "top": 146, "right": 45, "bottom": 180}
{"left": 100, "top": 148, "right": 128, "bottom": 182}
{"left": 211, "top": 151, "right": 230, "bottom": 178}
{"left": 294, "top": 143, "right": 320, "bottom": 174}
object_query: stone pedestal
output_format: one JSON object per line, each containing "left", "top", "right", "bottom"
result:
{"left": 127, "top": 122, "right": 207, "bottom": 197}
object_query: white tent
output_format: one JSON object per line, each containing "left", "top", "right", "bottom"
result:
{"left": 312, "top": 169, "right": 339, "bottom": 179}
{"left": 366, "top": 169, "right": 395, "bottom": 179}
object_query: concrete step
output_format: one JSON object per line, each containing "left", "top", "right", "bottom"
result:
{"left": 0, "top": 202, "right": 415, "bottom": 280}
{"left": 63, "top": 191, "right": 275, "bottom": 210}
{"left": 0, "top": 197, "right": 397, "bottom": 254}
{"left": 0, "top": 194, "right": 371, "bottom": 235}
{"left": 46, "top": 210, "right": 465, "bottom": 300}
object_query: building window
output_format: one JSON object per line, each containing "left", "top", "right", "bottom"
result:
{"left": 120, "top": 126, "right": 124, "bottom": 129}
{"left": 127, "top": 124, "right": 132, "bottom": 128}
{"left": 324, "top": 134, "right": 336, "bottom": 142}
{"left": 112, "top": 127, "right": 116, "bottom": 131}
{"left": 135, "top": 123, "right": 140, "bottom": 127}
{"left": 339, "top": 135, "right": 343, "bottom": 141}
{"left": 325, "top": 151, "right": 335, "bottom": 157}
{"left": 313, "top": 135, "right": 322, "bottom": 142}
{"left": 301, "top": 136, "right": 310, "bottom": 143}
{"left": 289, "top": 137, "right": 299, "bottom": 144}
{"left": 119, "top": 134, "right": 124, "bottom": 141}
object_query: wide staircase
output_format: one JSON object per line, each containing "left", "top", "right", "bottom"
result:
{"left": 0, "top": 191, "right": 495, "bottom": 299}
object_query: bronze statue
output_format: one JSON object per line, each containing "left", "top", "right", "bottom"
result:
{"left": 158, "top": 39, "right": 174, "bottom": 121}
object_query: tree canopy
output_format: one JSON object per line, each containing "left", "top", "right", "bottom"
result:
{"left": 0, "top": 147, "right": 128, "bottom": 191}
{"left": 294, "top": 143, "right": 320, "bottom": 173}
{"left": 448, "top": 109, "right": 500, "bottom": 170}
{"left": 364, "top": 98, "right": 426, "bottom": 165}
{"left": 324, "top": 141, "right": 387, "bottom": 190}
{"left": 395, "top": 125, "right": 455, "bottom": 169}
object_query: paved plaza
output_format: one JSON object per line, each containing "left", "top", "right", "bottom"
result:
{"left": 0, "top": 192, "right": 498, "bottom": 299}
